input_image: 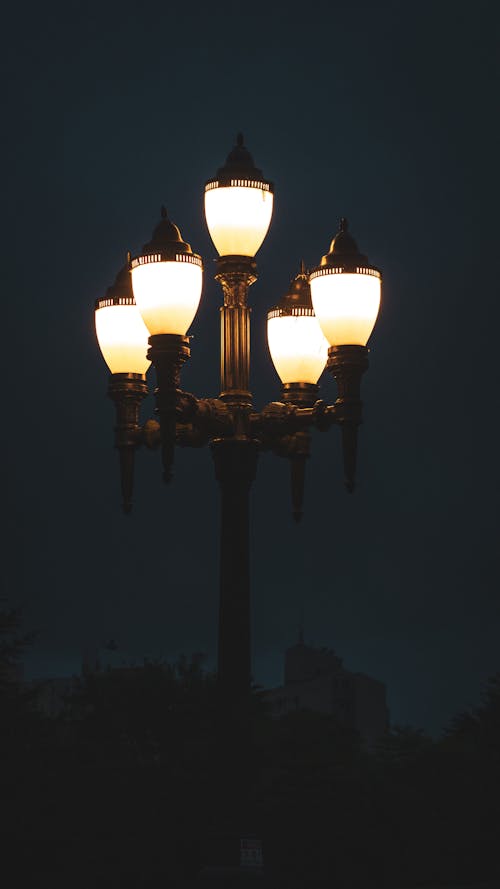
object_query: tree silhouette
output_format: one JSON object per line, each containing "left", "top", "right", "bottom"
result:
{"left": 0, "top": 604, "right": 41, "bottom": 762}
{"left": 2, "top": 623, "right": 500, "bottom": 889}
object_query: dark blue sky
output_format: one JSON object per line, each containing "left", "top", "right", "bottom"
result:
{"left": 8, "top": 1, "right": 499, "bottom": 735}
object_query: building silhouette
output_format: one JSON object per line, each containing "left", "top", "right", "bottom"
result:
{"left": 29, "top": 636, "right": 390, "bottom": 746}
{"left": 263, "top": 633, "right": 389, "bottom": 746}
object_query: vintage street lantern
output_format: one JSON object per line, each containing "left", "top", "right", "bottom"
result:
{"left": 130, "top": 206, "right": 203, "bottom": 336}
{"left": 129, "top": 208, "right": 203, "bottom": 482}
{"left": 310, "top": 217, "right": 382, "bottom": 491}
{"left": 95, "top": 265, "right": 150, "bottom": 513}
{"left": 309, "top": 216, "right": 381, "bottom": 347}
{"left": 95, "top": 266, "right": 151, "bottom": 376}
{"left": 267, "top": 261, "right": 328, "bottom": 404}
{"left": 204, "top": 132, "right": 274, "bottom": 258}
{"left": 94, "top": 136, "right": 382, "bottom": 697}
{"left": 267, "top": 262, "right": 329, "bottom": 520}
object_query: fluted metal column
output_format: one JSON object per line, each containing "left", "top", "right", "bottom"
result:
{"left": 215, "top": 257, "right": 257, "bottom": 404}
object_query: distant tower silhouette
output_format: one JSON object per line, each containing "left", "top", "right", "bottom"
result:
{"left": 264, "top": 636, "right": 390, "bottom": 746}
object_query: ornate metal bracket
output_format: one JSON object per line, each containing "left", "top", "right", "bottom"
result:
{"left": 107, "top": 275, "right": 370, "bottom": 514}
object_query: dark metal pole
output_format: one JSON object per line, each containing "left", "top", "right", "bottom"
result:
{"left": 212, "top": 255, "right": 258, "bottom": 703}
{"left": 212, "top": 438, "right": 258, "bottom": 701}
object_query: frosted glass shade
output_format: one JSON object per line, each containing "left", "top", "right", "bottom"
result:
{"left": 95, "top": 300, "right": 150, "bottom": 374}
{"left": 131, "top": 256, "right": 203, "bottom": 336}
{"left": 204, "top": 184, "right": 273, "bottom": 257}
{"left": 267, "top": 312, "right": 328, "bottom": 384}
{"left": 310, "top": 271, "right": 381, "bottom": 346}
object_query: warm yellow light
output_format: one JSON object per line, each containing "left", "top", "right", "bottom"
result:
{"left": 95, "top": 301, "right": 150, "bottom": 374}
{"left": 131, "top": 258, "right": 203, "bottom": 336}
{"left": 267, "top": 313, "right": 328, "bottom": 384}
{"left": 204, "top": 185, "right": 273, "bottom": 257}
{"left": 310, "top": 272, "right": 381, "bottom": 346}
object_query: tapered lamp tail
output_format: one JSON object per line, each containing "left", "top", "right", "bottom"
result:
{"left": 108, "top": 373, "right": 149, "bottom": 514}
{"left": 327, "top": 345, "right": 369, "bottom": 493}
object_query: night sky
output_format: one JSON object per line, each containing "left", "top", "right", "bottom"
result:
{"left": 8, "top": 1, "right": 499, "bottom": 736}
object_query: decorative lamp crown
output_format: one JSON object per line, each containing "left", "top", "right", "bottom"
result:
{"left": 103, "top": 263, "right": 134, "bottom": 301}
{"left": 138, "top": 206, "right": 194, "bottom": 259}
{"left": 208, "top": 132, "right": 271, "bottom": 188}
{"left": 277, "top": 260, "right": 312, "bottom": 310}
{"left": 320, "top": 217, "right": 371, "bottom": 270}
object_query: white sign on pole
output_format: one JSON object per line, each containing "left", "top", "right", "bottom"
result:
{"left": 240, "top": 837, "right": 263, "bottom": 869}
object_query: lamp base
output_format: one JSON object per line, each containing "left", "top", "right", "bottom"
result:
{"left": 327, "top": 344, "right": 369, "bottom": 396}
{"left": 281, "top": 382, "right": 319, "bottom": 407}
{"left": 215, "top": 255, "right": 257, "bottom": 297}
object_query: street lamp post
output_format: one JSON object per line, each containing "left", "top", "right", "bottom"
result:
{"left": 94, "top": 134, "right": 382, "bottom": 706}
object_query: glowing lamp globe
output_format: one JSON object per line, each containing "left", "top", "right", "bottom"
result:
{"left": 95, "top": 265, "right": 150, "bottom": 374}
{"left": 130, "top": 208, "right": 203, "bottom": 336}
{"left": 267, "top": 262, "right": 328, "bottom": 385}
{"left": 204, "top": 133, "right": 274, "bottom": 257}
{"left": 309, "top": 218, "right": 381, "bottom": 347}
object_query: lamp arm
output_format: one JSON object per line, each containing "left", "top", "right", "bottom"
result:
{"left": 137, "top": 393, "right": 234, "bottom": 451}
{"left": 138, "top": 395, "right": 341, "bottom": 453}
{"left": 176, "top": 392, "right": 232, "bottom": 433}
{"left": 250, "top": 400, "right": 338, "bottom": 437}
